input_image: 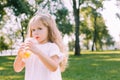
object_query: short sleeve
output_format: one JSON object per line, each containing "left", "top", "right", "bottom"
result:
{"left": 49, "top": 43, "right": 64, "bottom": 63}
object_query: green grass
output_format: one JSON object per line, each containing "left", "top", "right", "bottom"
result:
{"left": 0, "top": 56, "right": 24, "bottom": 80}
{"left": 1, "top": 52, "right": 120, "bottom": 80}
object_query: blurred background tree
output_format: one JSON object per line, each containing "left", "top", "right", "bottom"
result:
{"left": 0, "top": 36, "right": 9, "bottom": 53}
{"left": 0, "top": 0, "right": 73, "bottom": 53}
{"left": 80, "top": 0, "right": 114, "bottom": 51}
{"left": 0, "top": 0, "right": 117, "bottom": 56}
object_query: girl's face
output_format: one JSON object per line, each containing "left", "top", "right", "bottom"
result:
{"left": 31, "top": 22, "right": 49, "bottom": 44}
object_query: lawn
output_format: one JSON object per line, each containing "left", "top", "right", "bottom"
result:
{"left": 1, "top": 51, "right": 120, "bottom": 80}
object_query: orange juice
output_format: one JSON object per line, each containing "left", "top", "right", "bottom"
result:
{"left": 20, "top": 51, "right": 31, "bottom": 58}
{"left": 23, "top": 51, "right": 31, "bottom": 58}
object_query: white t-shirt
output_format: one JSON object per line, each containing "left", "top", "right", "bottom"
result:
{"left": 23, "top": 42, "right": 63, "bottom": 80}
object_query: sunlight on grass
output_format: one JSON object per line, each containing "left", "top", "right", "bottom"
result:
{"left": 7, "top": 57, "right": 15, "bottom": 60}
{"left": 0, "top": 75, "right": 23, "bottom": 80}
{"left": 109, "top": 70, "right": 118, "bottom": 74}
{"left": 81, "top": 50, "right": 120, "bottom": 54}
{"left": 102, "top": 58, "right": 120, "bottom": 61}
{"left": 98, "top": 55, "right": 111, "bottom": 58}
{"left": 0, "top": 67, "right": 6, "bottom": 70}
{"left": 69, "top": 51, "right": 74, "bottom": 55}
{"left": 91, "top": 63, "right": 100, "bottom": 67}
{"left": 69, "top": 50, "right": 120, "bottom": 55}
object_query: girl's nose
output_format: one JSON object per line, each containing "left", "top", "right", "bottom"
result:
{"left": 34, "top": 30, "right": 39, "bottom": 35}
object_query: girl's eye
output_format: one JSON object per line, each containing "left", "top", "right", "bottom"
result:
{"left": 32, "top": 29, "right": 35, "bottom": 31}
{"left": 38, "top": 28, "right": 42, "bottom": 30}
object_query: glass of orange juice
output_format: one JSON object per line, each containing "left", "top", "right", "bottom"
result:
{"left": 21, "top": 38, "right": 38, "bottom": 58}
{"left": 22, "top": 50, "right": 31, "bottom": 58}
{"left": 21, "top": 38, "right": 32, "bottom": 58}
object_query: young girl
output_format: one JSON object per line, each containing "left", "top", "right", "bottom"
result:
{"left": 13, "top": 14, "right": 68, "bottom": 80}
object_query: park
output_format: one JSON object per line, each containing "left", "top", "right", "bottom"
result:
{"left": 1, "top": 0, "right": 120, "bottom": 80}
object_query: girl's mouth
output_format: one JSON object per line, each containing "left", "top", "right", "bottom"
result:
{"left": 35, "top": 37, "right": 39, "bottom": 39}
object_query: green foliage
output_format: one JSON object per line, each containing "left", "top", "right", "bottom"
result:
{"left": 80, "top": 0, "right": 114, "bottom": 51}
{"left": 0, "top": 0, "right": 73, "bottom": 47}
{"left": 21, "top": 18, "right": 30, "bottom": 35}
{"left": 0, "top": 0, "right": 36, "bottom": 43}
{"left": 0, "top": 36, "right": 9, "bottom": 51}
{"left": 55, "top": 8, "right": 73, "bottom": 35}
{"left": 35, "top": 0, "right": 44, "bottom": 4}
{"left": 68, "top": 40, "right": 75, "bottom": 51}
{"left": 7, "top": 0, "right": 34, "bottom": 16}
{"left": 0, "top": 0, "right": 7, "bottom": 20}
{"left": 83, "top": 0, "right": 103, "bottom": 9}
{"left": 95, "top": 17, "right": 114, "bottom": 50}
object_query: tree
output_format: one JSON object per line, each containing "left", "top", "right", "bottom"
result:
{"left": 0, "top": 0, "right": 35, "bottom": 53}
{"left": 55, "top": 8, "right": 73, "bottom": 35}
{"left": 6, "top": 0, "right": 34, "bottom": 42}
{"left": 72, "top": 0, "right": 80, "bottom": 56}
{"left": 80, "top": 0, "right": 114, "bottom": 51}
{"left": 80, "top": 20, "right": 92, "bottom": 50}
{"left": 0, "top": 0, "right": 6, "bottom": 21}
{"left": 6, "top": 0, "right": 73, "bottom": 39}
{"left": 0, "top": 0, "right": 73, "bottom": 52}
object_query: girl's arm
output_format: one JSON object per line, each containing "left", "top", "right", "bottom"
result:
{"left": 36, "top": 50, "right": 59, "bottom": 72}
{"left": 13, "top": 54, "right": 25, "bottom": 72}
{"left": 26, "top": 42, "right": 60, "bottom": 72}
{"left": 13, "top": 45, "right": 25, "bottom": 72}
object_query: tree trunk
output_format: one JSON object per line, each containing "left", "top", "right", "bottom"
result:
{"left": 73, "top": 0, "right": 80, "bottom": 56}
{"left": 86, "top": 40, "right": 89, "bottom": 50}
{"left": 91, "top": 14, "right": 97, "bottom": 51}
{"left": 21, "top": 25, "right": 25, "bottom": 42}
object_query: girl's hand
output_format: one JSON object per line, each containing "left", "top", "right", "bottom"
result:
{"left": 18, "top": 43, "right": 26, "bottom": 57}
{"left": 25, "top": 40, "right": 40, "bottom": 55}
